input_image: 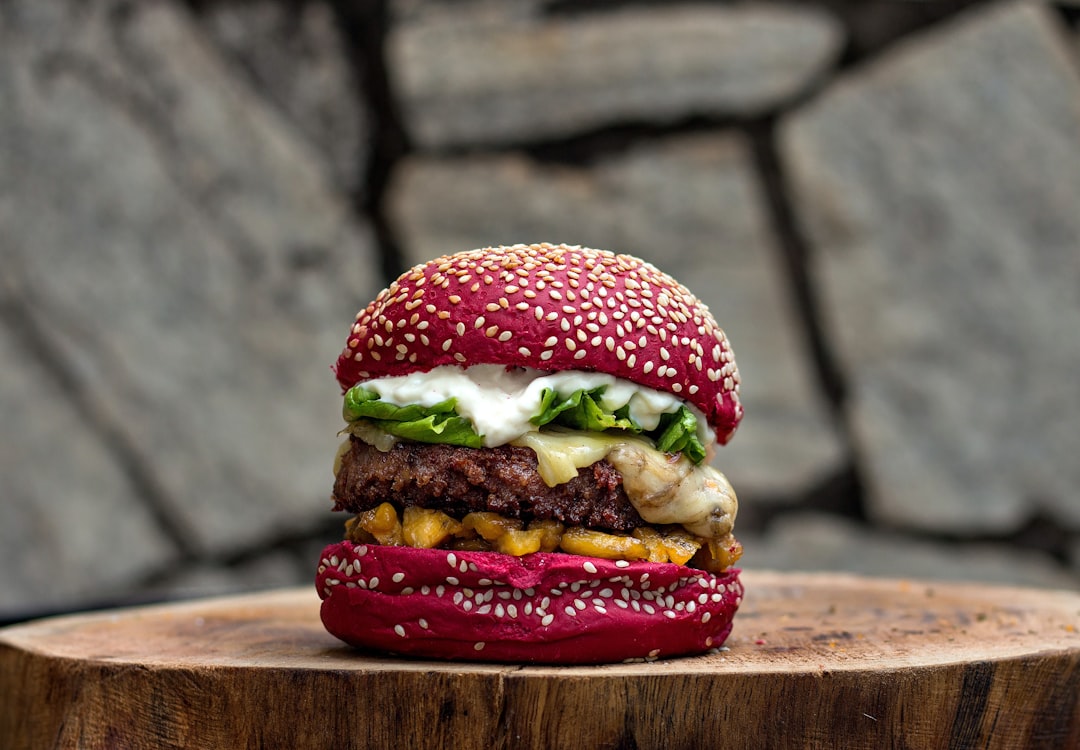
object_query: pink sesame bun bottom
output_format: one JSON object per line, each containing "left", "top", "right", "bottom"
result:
{"left": 316, "top": 541, "right": 743, "bottom": 664}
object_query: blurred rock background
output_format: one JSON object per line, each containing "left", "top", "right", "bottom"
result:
{"left": 3, "top": 0, "right": 1079, "bottom": 623}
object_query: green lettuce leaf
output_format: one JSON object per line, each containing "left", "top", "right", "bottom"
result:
{"left": 530, "top": 387, "right": 640, "bottom": 433}
{"left": 341, "top": 384, "right": 708, "bottom": 462}
{"left": 654, "top": 406, "right": 707, "bottom": 464}
{"left": 342, "top": 386, "right": 483, "bottom": 448}
{"left": 530, "top": 386, "right": 707, "bottom": 464}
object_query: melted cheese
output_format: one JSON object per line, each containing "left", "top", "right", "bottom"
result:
{"left": 511, "top": 429, "right": 639, "bottom": 486}
{"left": 511, "top": 430, "right": 737, "bottom": 542}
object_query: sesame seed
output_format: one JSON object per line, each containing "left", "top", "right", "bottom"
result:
{"left": 474, "top": 642, "right": 485, "bottom": 651}
{"left": 541, "top": 614, "right": 554, "bottom": 626}
{"left": 392, "top": 572, "right": 405, "bottom": 583}
{"left": 394, "top": 624, "right": 406, "bottom": 637}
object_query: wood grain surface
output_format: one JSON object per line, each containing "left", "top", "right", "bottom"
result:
{"left": 2, "top": 570, "right": 1078, "bottom": 749}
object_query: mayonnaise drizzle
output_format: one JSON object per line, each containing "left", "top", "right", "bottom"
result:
{"left": 359, "top": 364, "right": 715, "bottom": 448}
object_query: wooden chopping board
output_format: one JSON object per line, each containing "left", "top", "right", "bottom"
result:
{"left": 2, "top": 570, "right": 1078, "bottom": 749}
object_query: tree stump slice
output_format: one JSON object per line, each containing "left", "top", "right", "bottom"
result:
{"left": 2, "top": 570, "right": 1078, "bottom": 749}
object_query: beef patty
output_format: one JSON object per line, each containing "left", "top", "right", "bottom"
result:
{"left": 332, "top": 437, "right": 644, "bottom": 532}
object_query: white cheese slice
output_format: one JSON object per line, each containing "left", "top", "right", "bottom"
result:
{"left": 511, "top": 429, "right": 737, "bottom": 542}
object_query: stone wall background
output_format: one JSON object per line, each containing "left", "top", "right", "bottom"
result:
{"left": 3, "top": 0, "right": 1080, "bottom": 623}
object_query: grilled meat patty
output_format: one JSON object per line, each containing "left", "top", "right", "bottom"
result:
{"left": 332, "top": 437, "right": 644, "bottom": 532}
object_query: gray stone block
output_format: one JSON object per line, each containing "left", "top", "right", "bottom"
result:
{"left": 386, "top": 134, "right": 845, "bottom": 498}
{"left": 389, "top": 2, "right": 843, "bottom": 148}
{"left": 742, "top": 512, "right": 1078, "bottom": 589}
{"left": 0, "top": 322, "right": 179, "bottom": 617}
{"left": 1, "top": 0, "right": 380, "bottom": 570}
{"left": 781, "top": 1, "right": 1080, "bottom": 534}
{"left": 194, "top": 0, "right": 368, "bottom": 195}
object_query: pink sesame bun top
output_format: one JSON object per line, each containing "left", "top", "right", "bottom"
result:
{"left": 334, "top": 243, "right": 743, "bottom": 443}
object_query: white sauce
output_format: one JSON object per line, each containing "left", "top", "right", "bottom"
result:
{"left": 360, "top": 364, "right": 715, "bottom": 448}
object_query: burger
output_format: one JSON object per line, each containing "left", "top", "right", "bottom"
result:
{"left": 317, "top": 243, "right": 744, "bottom": 663}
